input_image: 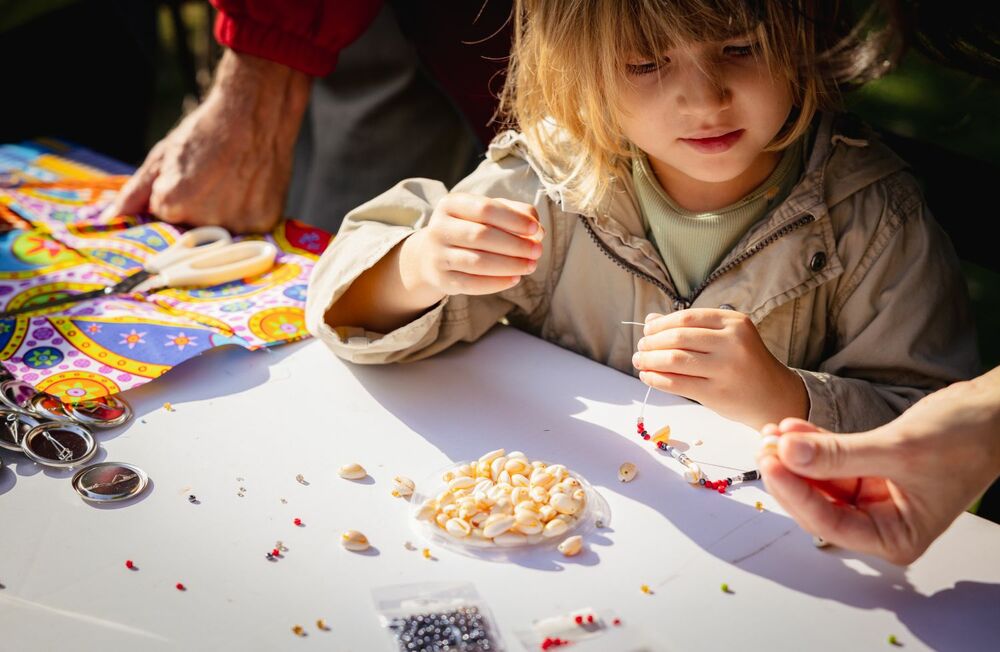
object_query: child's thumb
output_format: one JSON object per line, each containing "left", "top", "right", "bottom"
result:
{"left": 777, "top": 430, "right": 897, "bottom": 481}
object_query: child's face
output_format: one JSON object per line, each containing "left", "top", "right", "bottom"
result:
{"left": 619, "top": 37, "right": 794, "bottom": 199}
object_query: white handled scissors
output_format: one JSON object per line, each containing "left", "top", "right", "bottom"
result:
{"left": 0, "top": 226, "right": 277, "bottom": 319}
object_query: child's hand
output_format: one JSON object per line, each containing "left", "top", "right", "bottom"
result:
{"left": 401, "top": 192, "right": 544, "bottom": 298}
{"left": 631, "top": 308, "right": 808, "bottom": 430}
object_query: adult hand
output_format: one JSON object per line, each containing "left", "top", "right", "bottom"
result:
{"left": 399, "top": 192, "right": 544, "bottom": 300}
{"left": 758, "top": 367, "right": 1000, "bottom": 564}
{"left": 632, "top": 309, "right": 808, "bottom": 430}
{"left": 99, "top": 50, "right": 311, "bottom": 233}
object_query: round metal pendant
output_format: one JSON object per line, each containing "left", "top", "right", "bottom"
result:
{"left": 65, "top": 395, "right": 133, "bottom": 429}
{"left": 72, "top": 462, "right": 148, "bottom": 502}
{"left": 21, "top": 422, "right": 97, "bottom": 468}
{"left": 28, "top": 393, "right": 73, "bottom": 422}
{"left": 0, "top": 380, "right": 38, "bottom": 414}
{"left": 0, "top": 410, "right": 40, "bottom": 452}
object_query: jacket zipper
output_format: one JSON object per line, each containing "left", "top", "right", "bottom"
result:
{"left": 579, "top": 212, "right": 816, "bottom": 311}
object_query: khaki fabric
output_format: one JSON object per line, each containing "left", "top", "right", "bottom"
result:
{"left": 306, "top": 113, "right": 980, "bottom": 433}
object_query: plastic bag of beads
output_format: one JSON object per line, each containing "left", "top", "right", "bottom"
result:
{"left": 373, "top": 582, "right": 506, "bottom": 652}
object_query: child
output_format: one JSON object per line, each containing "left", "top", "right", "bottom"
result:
{"left": 306, "top": 0, "right": 978, "bottom": 432}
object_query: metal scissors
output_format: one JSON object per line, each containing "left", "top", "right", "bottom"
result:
{"left": 0, "top": 226, "right": 277, "bottom": 319}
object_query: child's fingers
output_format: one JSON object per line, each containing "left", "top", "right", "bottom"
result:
{"left": 635, "top": 326, "right": 717, "bottom": 353}
{"left": 637, "top": 370, "right": 706, "bottom": 400}
{"left": 441, "top": 218, "right": 542, "bottom": 260}
{"left": 442, "top": 271, "right": 522, "bottom": 296}
{"left": 442, "top": 193, "right": 541, "bottom": 238}
{"left": 632, "top": 349, "right": 707, "bottom": 376}
{"left": 442, "top": 246, "right": 537, "bottom": 278}
{"left": 643, "top": 308, "right": 732, "bottom": 336}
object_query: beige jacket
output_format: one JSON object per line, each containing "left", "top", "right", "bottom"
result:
{"left": 306, "top": 113, "right": 979, "bottom": 433}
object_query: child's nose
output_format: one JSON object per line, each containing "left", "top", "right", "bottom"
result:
{"left": 676, "top": 64, "right": 730, "bottom": 117}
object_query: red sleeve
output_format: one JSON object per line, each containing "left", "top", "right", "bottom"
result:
{"left": 210, "top": 0, "right": 383, "bottom": 76}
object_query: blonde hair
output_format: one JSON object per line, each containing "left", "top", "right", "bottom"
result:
{"left": 498, "top": 0, "right": 903, "bottom": 210}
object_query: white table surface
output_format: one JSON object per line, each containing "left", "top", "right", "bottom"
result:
{"left": 2, "top": 326, "right": 999, "bottom": 651}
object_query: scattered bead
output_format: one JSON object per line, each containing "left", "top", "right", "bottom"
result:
{"left": 292, "top": 625, "right": 305, "bottom": 637}
{"left": 276, "top": 541, "right": 288, "bottom": 552}
{"left": 888, "top": 634, "right": 900, "bottom": 646}
{"left": 293, "top": 518, "right": 302, "bottom": 526}
{"left": 316, "top": 619, "right": 328, "bottom": 631}
{"left": 175, "top": 582, "right": 186, "bottom": 591}
{"left": 187, "top": 494, "right": 198, "bottom": 504}
{"left": 422, "top": 548, "right": 432, "bottom": 559}
{"left": 272, "top": 548, "right": 280, "bottom": 557}
{"left": 755, "top": 501, "right": 765, "bottom": 511}
{"left": 125, "top": 560, "right": 135, "bottom": 570}
{"left": 721, "top": 583, "right": 731, "bottom": 593}
{"left": 163, "top": 402, "right": 174, "bottom": 412}
{"left": 694, "top": 439, "right": 703, "bottom": 446}
{"left": 557, "top": 535, "right": 583, "bottom": 557}
{"left": 587, "top": 614, "right": 594, "bottom": 623}
{"left": 617, "top": 462, "right": 638, "bottom": 482}
{"left": 613, "top": 618, "right": 622, "bottom": 626}
{"left": 337, "top": 463, "right": 367, "bottom": 480}
{"left": 813, "top": 535, "right": 831, "bottom": 548}
{"left": 341, "top": 530, "right": 370, "bottom": 552}
{"left": 717, "top": 485, "right": 726, "bottom": 494}
{"left": 574, "top": 615, "right": 583, "bottom": 625}
{"left": 295, "top": 474, "right": 308, "bottom": 485}
{"left": 392, "top": 476, "right": 415, "bottom": 498}
{"left": 640, "top": 584, "right": 652, "bottom": 594}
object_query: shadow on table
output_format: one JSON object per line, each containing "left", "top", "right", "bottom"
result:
{"left": 341, "top": 326, "right": 1000, "bottom": 649}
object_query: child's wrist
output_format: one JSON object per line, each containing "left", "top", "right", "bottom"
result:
{"left": 398, "top": 231, "right": 446, "bottom": 309}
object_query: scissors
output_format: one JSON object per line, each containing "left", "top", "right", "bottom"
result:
{"left": 0, "top": 226, "right": 277, "bottom": 319}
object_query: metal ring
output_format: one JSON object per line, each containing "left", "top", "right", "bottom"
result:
{"left": 0, "top": 379, "right": 39, "bottom": 416}
{"left": 65, "top": 395, "right": 133, "bottom": 429}
{"left": 21, "top": 422, "right": 97, "bottom": 468}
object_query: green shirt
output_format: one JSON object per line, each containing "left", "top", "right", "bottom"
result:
{"left": 633, "top": 139, "right": 805, "bottom": 298}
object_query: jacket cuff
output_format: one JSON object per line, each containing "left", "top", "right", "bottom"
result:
{"left": 305, "top": 225, "right": 450, "bottom": 363}
{"left": 214, "top": 12, "right": 338, "bottom": 77}
{"left": 794, "top": 369, "right": 840, "bottom": 432}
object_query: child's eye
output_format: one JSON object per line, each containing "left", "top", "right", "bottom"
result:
{"left": 724, "top": 44, "right": 755, "bottom": 57}
{"left": 626, "top": 59, "right": 667, "bottom": 76}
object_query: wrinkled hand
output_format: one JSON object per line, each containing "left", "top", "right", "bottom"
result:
{"left": 99, "top": 51, "right": 310, "bottom": 234}
{"left": 400, "top": 192, "right": 544, "bottom": 300}
{"left": 631, "top": 308, "right": 807, "bottom": 429}
{"left": 758, "top": 367, "right": 1000, "bottom": 564}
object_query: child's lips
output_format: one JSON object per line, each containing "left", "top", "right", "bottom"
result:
{"left": 680, "top": 129, "right": 745, "bottom": 154}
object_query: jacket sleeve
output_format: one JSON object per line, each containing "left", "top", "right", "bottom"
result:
{"left": 795, "top": 171, "right": 981, "bottom": 433}
{"left": 210, "top": 0, "right": 383, "bottom": 76}
{"left": 305, "top": 153, "right": 555, "bottom": 364}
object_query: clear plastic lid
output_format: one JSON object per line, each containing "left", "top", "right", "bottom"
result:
{"left": 409, "top": 458, "right": 611, "bottom": 561}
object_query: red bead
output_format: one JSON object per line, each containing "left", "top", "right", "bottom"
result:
{"left": 294, "top": 518, "right": 302, "bottom": 526}
{"left": 125, "top": 560, "right": 134, "bottom": 569}
{"left": 718, "top": 485, "right": 726, "bottom": 493}
{"left": 541, "top": 638, "right": 552, "bottom": 650}
{"left": 175, "top": 582, "right": 186, "bottom": 591}
{"left": 574, "top": 615, "right": 583, "bottom": 625}
{"left": 705, "top": 480, "right": 715, "bottom": 489}
{"left": 587, "top": 614, "right": 594, "bottom": 623}
{"left": 272, "top": 548, "right": 280, "bottom": 556}
{"left": 613, "top": 618, "right": 622, "bottom": 626}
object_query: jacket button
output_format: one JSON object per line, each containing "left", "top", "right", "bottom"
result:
{"left": 809, "top": 252, "right": 827, "bottom": 272}
{"left": 719, "top": 304, "right": 736, "bottom": 311}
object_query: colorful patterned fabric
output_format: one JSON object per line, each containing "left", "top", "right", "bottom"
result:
{"left": 0, "top": 139, "right": 331, "bottom": 402}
